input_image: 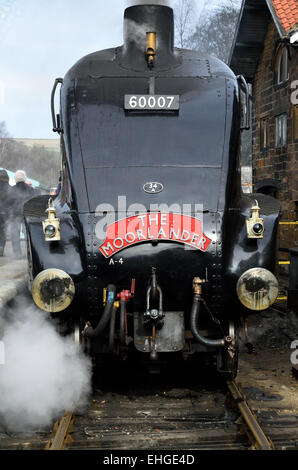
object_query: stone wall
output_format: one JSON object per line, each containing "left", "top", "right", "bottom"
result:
{"left": 252, "top": 19, "right": 298, "bottom": 251}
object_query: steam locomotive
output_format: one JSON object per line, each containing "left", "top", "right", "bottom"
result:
{"left": 24, "top": 4, "right": 280, "bottom": 378}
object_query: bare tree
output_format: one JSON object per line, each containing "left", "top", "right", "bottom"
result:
{"left": 174, "top": 0, "right": 196, "bottom": 48}
{"left": 187, "top": 0, "right": 241, "bottom": 62}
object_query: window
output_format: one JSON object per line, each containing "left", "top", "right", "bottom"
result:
{"left": 275, "top": 47, "right": 289, "bottom": 85}
{"left": 275, "top": 114, "right": 287, "bottom": 147}
{"left": 260, "top": 116, "right": 269, "bottom": 149}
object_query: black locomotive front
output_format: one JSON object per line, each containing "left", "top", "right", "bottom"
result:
{"left": 24, "top": 5, "right": 280, "bottom": 378}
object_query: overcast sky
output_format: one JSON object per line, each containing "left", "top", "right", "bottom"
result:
{"left": 0, "top": 0, "right": 217, "bottom": 139}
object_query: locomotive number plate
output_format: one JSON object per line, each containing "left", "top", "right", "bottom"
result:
{"left": 125, "top": 95, "right": 179, "bottom": 111}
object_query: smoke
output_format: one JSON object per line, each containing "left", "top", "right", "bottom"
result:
{"left": 0, "top": 301, "right": 92, "bottom": 431}
{"left": 125, "top": 1, "right": 173, "bottom": 7}
{"left": 126, "top": 18, "right": 159, "bottom": 48}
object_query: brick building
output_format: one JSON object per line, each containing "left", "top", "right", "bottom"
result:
{"left": 229, "top": 0, "right": 298, "bottom": 251}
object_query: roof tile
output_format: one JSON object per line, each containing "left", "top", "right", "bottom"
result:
{"left": 270, "top": 0, "right": 298, "bottom": 33}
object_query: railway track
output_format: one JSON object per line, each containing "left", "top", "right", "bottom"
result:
{"left": 40, "top": 379, "right": 293, "bottom": 451}
{"left": 1, "top": 349, "right": 297, "bottom": 451}
{"left": 225, "top": 380, "right": 274, "bottom": 450}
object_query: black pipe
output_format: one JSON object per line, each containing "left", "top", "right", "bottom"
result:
{"left": 83, "top": 284, "right": 116, "bottom": 338}
{"left": 190, "top": 295, "right": 225, "bottom": 348}
{"left": 120, "top": 300, "right": 126, "bottom": 345}
{"left": 108, "top": 306, "right": 116, "bottom": 352}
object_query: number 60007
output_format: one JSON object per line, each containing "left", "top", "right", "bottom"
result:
{"left": 125, "top": 95, "right": 179, "bottom": 111}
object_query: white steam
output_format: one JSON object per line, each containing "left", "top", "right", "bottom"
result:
{"left": 0, "top": 304, "right": 91, "bottom": 431}
{"left": 126, "top": 18, "right": 159, "bottom": 47}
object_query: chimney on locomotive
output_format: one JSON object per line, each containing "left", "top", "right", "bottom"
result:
{"left": 122, "top": 4, "right": 177, "bottom": 69}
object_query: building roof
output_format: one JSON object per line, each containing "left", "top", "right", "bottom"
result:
{"left": 229, "top": 0, "right": 298, "bottom": 80}
{"left": 270, "top": 0, "right": 298, "bottom": 35}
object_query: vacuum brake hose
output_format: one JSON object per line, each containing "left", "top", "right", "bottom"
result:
{"left": 83, "top": 284, "right": 116, "bottom": 338}
{"left": 190, "top": 295, "right": 225, "bottom": 348}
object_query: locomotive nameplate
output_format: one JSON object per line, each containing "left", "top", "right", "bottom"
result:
{"left": 125, "top": 95, "right": 179, "bottom": 111}
{"left": 98, "top": 213, "right": 211, "bottom": 258}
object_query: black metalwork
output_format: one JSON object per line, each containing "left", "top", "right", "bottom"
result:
{"left": 24, "top": 5, "right": 280, "bottom": 373}
{"left": 51, "top": 78, "right": 63, "bottom": 133}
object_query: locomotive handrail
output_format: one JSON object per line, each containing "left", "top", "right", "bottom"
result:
{"left": 51, "top": 77, "right": 63, "bottom": 134}
{"left": 237, "top": 75, "right": 251, "bottom": 131}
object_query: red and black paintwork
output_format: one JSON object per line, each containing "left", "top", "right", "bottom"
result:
{"left": 24, "top": 6, "right": 280, "bottom": 337}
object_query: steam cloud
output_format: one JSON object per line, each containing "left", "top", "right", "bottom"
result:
{"left": 0, "top": 302, "right": 91, "bottom": 431}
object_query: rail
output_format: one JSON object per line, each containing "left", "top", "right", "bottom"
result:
{"left": 226, "top": 380, "right": 274, "bottom": 450}
{"left": 45, "top": 412, "right": 74, "bottom": 450}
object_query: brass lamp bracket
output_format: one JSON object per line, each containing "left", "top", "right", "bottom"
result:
{"left": 42, "top": 198, "right": 61, "bottom": 241}
{"left": 246, "top": 200, "right": 264, "bottom": 239}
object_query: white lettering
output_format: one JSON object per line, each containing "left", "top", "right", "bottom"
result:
{"left": 102, "top": 242, "right": 115, "bottom": 257}
{"left": 160, "top": 214, "right": 167, "bottom": 226}
{"left": 129, "top": 96, "right": 137, "bottom": 108}
{"left": 137, "top": 215, "right": 147, "bottom": 227}
{"left": 170, "top": 227, "right": 180, "bottom": 239}
{"left": 136, "top": 229, "right": 146, "bottom": 240}
{"left": 148, "top": 96, "right": 156, "bottom": 108}
{"left": 139, "top": 96, "right": 146, "bottom": 108}
{"left": 181, "top": 230, "right": 190, "bottom": 241}
{"left": 113, "top": 238, "right": 124, "bottom": 249}
{"left": 167, "top": 96, "right": 174, "bottom": 108}
{"left": 191, "top": 233, "right": 199, "bottom": 245}
{"left": 125, "top": 232, "right": 136, "bottom": 243}
{"left": 149, "top": 213, "right": 159, "bottom": 226}
{"left": 197, "top": 236, "right": 206, "bottom": 249}
{"left": 158, "top": 96, "right": 166, "bottom": 108}
{"left": 157, "top": 227, "right": 166, "bottom": 238}
{"left": 103, "top": 454, "right": 138, "bottom": 468}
